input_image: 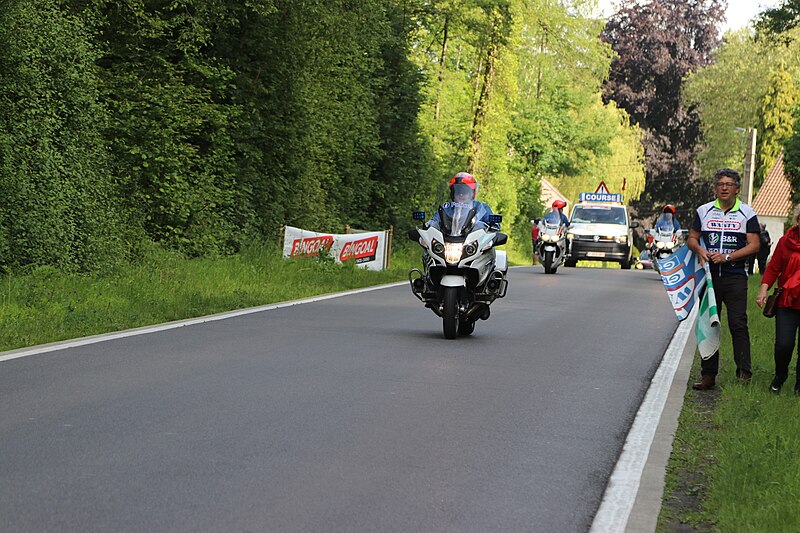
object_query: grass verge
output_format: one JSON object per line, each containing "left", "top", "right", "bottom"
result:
{"left": 658, "top": 276, "right": 800, "bottom": 532}
{"left": 0, "top": 242, "right": 419, "bottom": 353}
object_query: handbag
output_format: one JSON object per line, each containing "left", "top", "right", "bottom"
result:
{"left": 763, "top": 287, "right": 783, "bottom": 318}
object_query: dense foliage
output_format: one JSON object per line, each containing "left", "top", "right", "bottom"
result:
{"left": 1, "top": 0, "right": 647, "bottom": 272}
{"left": 683, "top": 28, "right": 800, "bottom": 194}
{"left": 601, "top": 0, "right": 723, "bottom": 224}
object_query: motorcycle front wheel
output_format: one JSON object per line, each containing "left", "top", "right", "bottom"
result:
{"left": 544, "top": 250, "right": 555, "bottom": 274}
{"left": 442, "top": 286, "right": 459, "bottom": 339}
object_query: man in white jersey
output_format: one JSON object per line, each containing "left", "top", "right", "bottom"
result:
{"left": 687, "top": 168, "right": 761, "bottom": 390}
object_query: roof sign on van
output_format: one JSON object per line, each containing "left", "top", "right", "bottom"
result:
{"left": 579, "top": 192, "right": 622, "bottom": 203}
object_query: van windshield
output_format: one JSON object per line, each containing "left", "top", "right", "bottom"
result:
{"left": 570, "top": 205, "right": 627, "bottom": 225}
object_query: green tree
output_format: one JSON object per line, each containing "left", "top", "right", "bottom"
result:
{"left": 757, "top": 66, "right": 800, "bottom": 186}
{"left": 684, "top": 28, "right": 800, "bottom": 186}
{"left": 89, "top": 0, "right": 252, "bottom": 256}
{"left": 0, "top": 0, "right": 129, "bottom": 271}
{"left": 602, "top": 0, "right": 724, "bottom": 220}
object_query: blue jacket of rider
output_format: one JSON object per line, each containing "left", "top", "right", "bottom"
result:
{"left": 428, "top": 200, "right": 496, "bottom": 229}
{"left": 655, "top": 213, "right": 681, "bottom": 231}
{"left": 542, "top": 209, "right": 569, "bottom": 230}
{"left": 428, "top": 172, "right": 498, "bottom": 230}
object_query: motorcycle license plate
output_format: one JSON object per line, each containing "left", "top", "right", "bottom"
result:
{"left": 587, "top": 251, "right": 606, "bottom": 258}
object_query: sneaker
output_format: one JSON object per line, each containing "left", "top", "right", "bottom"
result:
{"left": 770, "top": 377, "right": 784, "bottom": 394}
{"left": 692, "top": 375, "right": 716, "bottom": 390}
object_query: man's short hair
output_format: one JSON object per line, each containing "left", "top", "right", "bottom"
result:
{"left": 713, "top": 168, "right": 741, "bottom": 186}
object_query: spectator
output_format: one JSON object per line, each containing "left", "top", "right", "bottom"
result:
{"left": 686, "top": 168, "right": 761, "bottom": 390}
{"left": 756, "top": 207, "right": 800, "bottom": 394}
{"left": 757, "top": 223, "right": 772, "bottom": 274}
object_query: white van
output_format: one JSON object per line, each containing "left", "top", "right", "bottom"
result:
{"left": 565, "top": 199, "right": 638, "bottom": 269}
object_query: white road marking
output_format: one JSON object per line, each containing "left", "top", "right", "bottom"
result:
{"left": 0, "top": 282, "right": 407, "bottom": 363}
{"left": 590, "top": 304, "right": 698, "bottom": 532}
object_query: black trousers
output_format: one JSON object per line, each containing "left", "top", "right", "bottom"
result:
{"left": 773, "top": 307, "right": 800, "bottom": 387}
{"left": 700, "top": 274, "right": 751, "bottom": 377}
{"left": 757, "top": 252, "right": 768, "bottom": 274}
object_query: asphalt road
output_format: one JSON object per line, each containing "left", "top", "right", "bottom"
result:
{"left": 0, "top": 265, "right": 679, "bottom": 532}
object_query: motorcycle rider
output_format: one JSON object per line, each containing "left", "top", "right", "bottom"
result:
{"left": 551, "top": 200, "right": 570, "bottom": 228}
{"left": 656, "top": 204, "right": 681, "bottom": 231}
{"left": 548, "top": 199, "right": 570, "bottom": 254}
{"left": 428, "top": 172, "right": 497, "bottom": 229}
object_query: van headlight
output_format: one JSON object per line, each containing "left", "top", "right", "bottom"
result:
{"left": 615, "top": 235, "right": 628, "bottom": 244}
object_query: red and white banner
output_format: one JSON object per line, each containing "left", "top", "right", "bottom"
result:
{"left": 282, "top": 226, "right": 389, "bottom": 271}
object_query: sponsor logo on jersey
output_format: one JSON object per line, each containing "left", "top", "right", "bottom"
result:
{"left": 707, "top": 218, "right": 742, "bottom": 231}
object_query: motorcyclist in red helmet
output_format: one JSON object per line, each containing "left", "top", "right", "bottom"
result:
{"left": 656, "top": 204, "right": 681, "bottom": 231}
{"left": 551, "top": 199, "right": 570, "bottom": 228}
{"left": 428, "top": 172, "right": 497, "bottom": 228}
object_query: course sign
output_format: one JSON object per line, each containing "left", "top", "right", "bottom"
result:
{"left": 579, "top": 191, "right": 622, "bottom": 203}
{"left": 283, "top": 225, "right": 390, "bottom": 271}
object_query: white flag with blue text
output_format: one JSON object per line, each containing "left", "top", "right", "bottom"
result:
{"left": 695, "top": 263, "right": 721, "bottom": 359}
{"left": 656, "top": 244, "right": 707, "bottom": 321}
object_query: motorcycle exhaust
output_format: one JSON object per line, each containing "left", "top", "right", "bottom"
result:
{"left": 463, "top": 302, "right": 490, "bottom": 323}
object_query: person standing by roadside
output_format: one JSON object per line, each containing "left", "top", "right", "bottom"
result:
{"left": 757, "top": 223, "right": 772, "bottom": 274}
{"left": 756, "top": 207, "right": 800, "bottom": 395}
{"left": 687, "top": 168, "right": 762, "bottom": 390}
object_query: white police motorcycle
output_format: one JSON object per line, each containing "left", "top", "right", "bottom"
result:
{"left": 646, "top": 215, "right": 687, "bottom": 274}
{"left": 407, "top": 203, "right": 508, "bottom": 339}
{"left": 535, "top": 211, "right": 567, "bottom": 274}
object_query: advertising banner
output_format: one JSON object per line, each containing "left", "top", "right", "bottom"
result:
{"left": 282, "top": 226, "right": 389, "bottom": 271}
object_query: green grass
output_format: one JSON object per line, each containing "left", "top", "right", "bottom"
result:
{"left": 0, "top": 243, "right": 419, "bottom": 353}
{"left": 659, "top": 276, "right": 800, "bottom": 532}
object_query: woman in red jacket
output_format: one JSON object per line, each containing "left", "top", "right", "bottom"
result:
{"left": 756, "top": 206, "right": 800, "bottom": 394}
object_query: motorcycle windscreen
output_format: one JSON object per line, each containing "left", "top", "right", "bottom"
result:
{"left": 542, "top": 211, "right": 562, "bottom": 230}
{"left": 437, "top": 203, "right": 478, "bottom": 237}
{"left": 655, "top": 214, "right": 675, "bottom": 233}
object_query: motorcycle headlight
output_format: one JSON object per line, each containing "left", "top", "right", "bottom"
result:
{"left": 566, "top": 233, "right": 574, "bottom": 240}
{"left": 444, "top": 243, "right": 463, "bottom": 264}
{"left": 463, "top": 241, "right": 478, "bottom": 256}
{"left": 656, "top": 241, "right": 666, "bottom": 249}
{"left": 541, "top": 234, "right": 551, "bottom": 242}
{"left": 432, "top": 240, "right": 445, "bottom": 255}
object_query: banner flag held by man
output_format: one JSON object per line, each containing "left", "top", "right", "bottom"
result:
{"left": 656, "top": 244, "right": 706, "bottom": 321}
{"left": 656, "top": 245, "right": 720, "bottom": 359}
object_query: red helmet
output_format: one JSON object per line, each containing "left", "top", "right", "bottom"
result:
{"left": 662, "top": 204, "right": 676, "bottom": 214}
{"left": 449, "top": 172, "right": 477, "bottom": 190}
{"left": 552, "top": 199, "right": 567, "bottom": 209}
{"left": 449, "top": 172, "right": 478, "bottom": 201}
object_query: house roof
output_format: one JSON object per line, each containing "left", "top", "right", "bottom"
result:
{"left": 540, "top": 177, "right": 569, "bottom": 209}
{"left": 752, "top": 152, "right": 793, "bottom": 219}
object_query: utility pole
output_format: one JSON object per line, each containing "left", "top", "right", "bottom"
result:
{"left": 741, "top": 127, "right": 757, "bottom": 204}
